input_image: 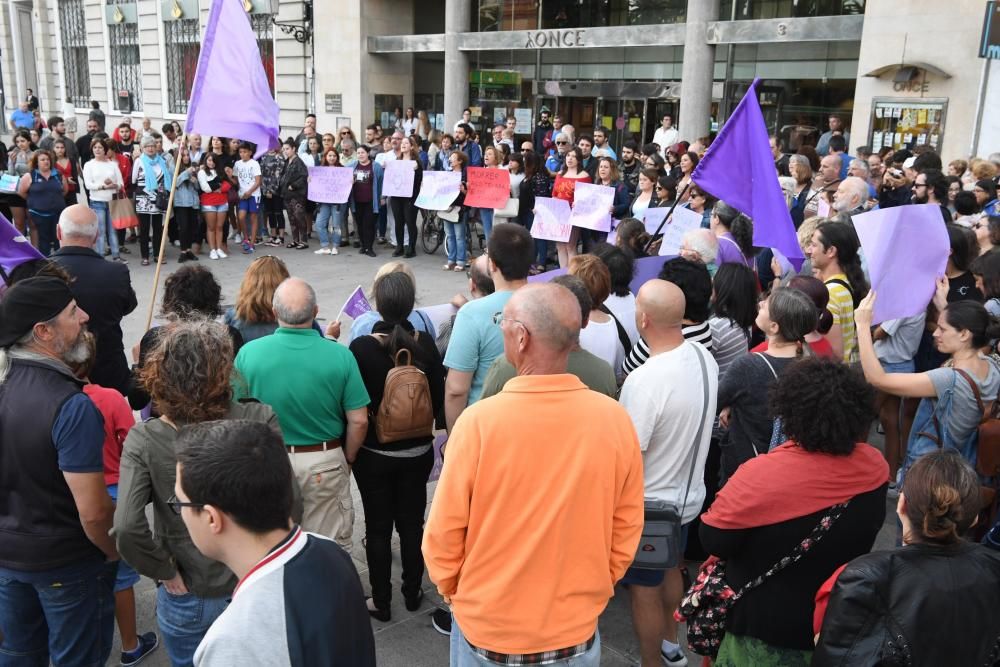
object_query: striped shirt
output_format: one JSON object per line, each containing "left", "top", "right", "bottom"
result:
{"left": 622, "top": 320, "right": 713, "bottom": 376}
{"left": 825, "top": 273, "right": 858, "bottom": 364}
{"left": 709, "top": 317, "right": 750, "bottom": 379}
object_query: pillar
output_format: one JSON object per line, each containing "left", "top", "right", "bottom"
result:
{"left": 443, "top": 0, "right": 470, "bottom": 129}
{"left": 679, "top": 0, "right": 719, "bottom": 142}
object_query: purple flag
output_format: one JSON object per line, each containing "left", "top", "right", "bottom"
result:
{"left": 338, "top": 285, "right": 372, "bottom": 320}
{"left": 185, "top": 0, "right": 279, "bottom": 158}
{"left": 853, "top": 204, "right": 949, "bottom": 325}
{"left": 629, "top": 256, "right": 673, "bottom": 294}
{"left": 0, "top": 212, "right": 43, "bottom": 285}
{"left": 691, "top": 78, "right": 803, "bottom": 268}
{"left": 527, "top": 266, "right": 569, "bottom": 284}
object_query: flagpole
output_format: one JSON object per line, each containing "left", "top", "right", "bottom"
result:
{"left": 642, "top": 182, "right": 692, "bottom": 254}
{"left": 144, "top": 133, "right": 188, "bottom": 331}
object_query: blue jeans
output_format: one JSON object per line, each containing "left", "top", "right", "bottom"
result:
{"left": 0, "top": 558, "right": 116, "bottom": 667}
{"left": 479, "top": 208, "right": 494, "bottom": 244}
{"left": 314, "top": 203, "right": 345, "bottom": 248}
{"left": 445, "top": 221, "right": 466, "bottom": 265}
{"left": 450, "top": 616, "right": 600, "bottom": 666}
{"left": 155, "top": 586, "right": 228, "bottom": 667}
{"left": 90, "top": 201, "right": 119, "bottom": 258}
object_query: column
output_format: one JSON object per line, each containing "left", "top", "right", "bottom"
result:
{"left": 678, "top": 0, "right": 719, "bottom": 142}
{"left": 443, "top": 0, "right": 470, "bottom": 129}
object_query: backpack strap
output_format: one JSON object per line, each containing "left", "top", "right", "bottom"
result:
{"left": 826, "top": 277, "right": 860, "bottom": 309}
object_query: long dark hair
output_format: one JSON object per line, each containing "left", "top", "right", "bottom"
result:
{"left": 714, "top": 201, "right": 756, "bottom": 258}
{"left": 374, "top": 272, "right": 429, "bottom": 372}
{"left": 712, "top": 263, "right": 759, "bottom": 330}
{"left": 815, "top": 221, "right": 869, "bottom": 299}
{"left": 943, "top": 300, "right": 1000, "bottom": 349}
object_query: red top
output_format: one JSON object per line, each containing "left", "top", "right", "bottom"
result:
{"left": 552, "top": 173, "right": 591, "bottom": 207}
{"left": 200, "top": 177, "right": 230, "bottom": 207}
{"left": 114, "top": 153, "right": 132, "bottom": 190}
{"left": 83, "top": 383, "right": 135, "bottom": 486}
{"left": 54, "top": 160, "right": 76, "bottom": 194}
{"left": 751, "top": 337, "right": 836, "bottom": 359}
{"left": 813, "top": 564, "right": 848, "bottom": 636}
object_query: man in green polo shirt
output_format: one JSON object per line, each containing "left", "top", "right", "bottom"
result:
{"left": 235, "top": 277, "right": 369, "bottom": 550}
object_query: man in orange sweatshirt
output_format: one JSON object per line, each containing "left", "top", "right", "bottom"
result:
{"left": 423, "top": 282, "right": 645, "bottom": 665}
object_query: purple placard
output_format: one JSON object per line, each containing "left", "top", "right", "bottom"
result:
{"left": 569, "top": 182, "right": 614, "bottom": 232}
{"left": 641, "top": 207, "right": 669, "bottom": 235}
{"left": 530, "top": 197, "right": 572, "bottom": 242}
{"left": 307, "top": 166, "right": 353, "bottom": 204}
{"left": 382, "top": 159, "right": 416, "bottom": 198}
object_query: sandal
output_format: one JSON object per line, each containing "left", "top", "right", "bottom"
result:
{"left": 295, "top": 242, "right": 309, "bottom": 250}
{"left": 286, "top": 242, "right": 297, "bottom": 248}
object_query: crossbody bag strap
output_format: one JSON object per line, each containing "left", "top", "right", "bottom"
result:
{"left": 954, "top": 368, "right": 987, "bottom": 420}
{"left": 599, "top": 304, "right": 632, "bottom": 357}
{"left": 753, "top": 352, "right": 779, "bottom": 380}
{"left": 678, "top": 344, "right": 711, "bottom": 521}
{"left": 731, "top": 501, "right": 850, "bottom": 604}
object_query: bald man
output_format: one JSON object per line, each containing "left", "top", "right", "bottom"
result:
{"left": 235, "top": 277, "right": 370, "bottom": 549}
{"left": 423, "top": 283, "right": 644, "bottom": 663}
{"left": 618, "top": 280, "right": 719, "bottom": 667}
{"left": 52, "top": 204, "right": 137, "bottom": 395}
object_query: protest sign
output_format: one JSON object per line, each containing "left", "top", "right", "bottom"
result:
{"left": 0, "top": 174, "right": 18, "bottom": 193}
{"left": 642, "top": 207, "right": 669, "bottom": 235}
{"left": 657, "top": 206, "right": 704, "bottom": 257}
{"left": 382, "top": 159, "right": 416, "bottom": 198}
{"left": 465, "top": 167, "right": 511, "bottom": 209}
{"left": 416, "top": 302, "right": 458, "bottom": 336}
{"left": 415, "top": 171, "right": 462, "bottom": 211}
{"left": 529, "top": 197, "right": 572, "bottom": 242}
{"left": 337, "top": 285, "right": 372, "bottom": 320}
{"left": 307, "top": 166, "right": 353, "bottom": 204}
{"left": 853, "top": 204, "right": 949, "bottom": 325}
{"left": 569, "top": 182, "right": 614, "bottom": 232}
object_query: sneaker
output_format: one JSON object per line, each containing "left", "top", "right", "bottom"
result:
{"left": 172, "top": 240, "right": 180, "bottom": 247}
{"left": 217, "top": 249, "right": 228, "bottom": 259}
{"left": 661, "top": 648, "right": 688, "bottom": 667}
{"left": 209, "top": 249, "right": 219, "bottom": 260}
{"left": 241, "top": 241, "right": 253, "bottom": 254}
{"left": 178, "top": 252, "right": 189, "bottom": 263}
{"left": 266, "top": 237, "right": 282, "bottom": 247}
{"left": 120, "top": 631, "right": 158, "bottom": 666}
{"left": 431, "top": 608, "right": 451, "bottom": 636}
{"left": 314, "top": 247, "right": 331, "bottom": 255}
{"left": 330, "top": 246, "right": 338, "bottom": 255}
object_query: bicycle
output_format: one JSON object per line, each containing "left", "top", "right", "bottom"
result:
{"left": 419, "top": 208, "right": 485, "bottom": 257}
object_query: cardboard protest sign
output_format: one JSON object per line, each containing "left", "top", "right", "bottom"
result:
{"left": 415, "top": 171, "right": 462, "bottom": 211}
{"left": 382, "top": 159, "right": 416, "bottom": 198}
{"left": 569, "top": 182, "right": 614, "bottom": 232}
{"left": 657, "top": 206, "right": 704, "bottom": 257}
{"left": 464, "top": 167, "right": 511, "bottom": 209}
{"left": 307, "top": 166, "right": 353, "bottom": 204}
{"left": 529, "top": 197, "right": 572, "bottom": 242}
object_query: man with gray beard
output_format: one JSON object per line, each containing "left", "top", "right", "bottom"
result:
{"left": 0, "top": 276, "right": 119, "bottom": 665}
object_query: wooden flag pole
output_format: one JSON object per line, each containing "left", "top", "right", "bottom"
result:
{"left": 144, "top": 134, "right": 188, "bottom": 331}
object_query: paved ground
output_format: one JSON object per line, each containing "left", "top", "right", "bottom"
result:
{"left": 109, "top": 233, "right": 897, "bottom": 666}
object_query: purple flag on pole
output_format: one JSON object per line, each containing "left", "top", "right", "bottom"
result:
{"left": 185, "top": 0, "right": 279, "bottom": 158}
{"left": 691, "top": 78, "right": 803, "bottom": 268}
{"left": 339, "top": 285, "right": 372, "bottom": 320}
{"left": 0, "top": 212, "right": 43, "bottom": 285}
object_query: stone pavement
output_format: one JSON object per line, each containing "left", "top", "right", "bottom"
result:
{"left": 110, "top": 233, "right": 898, "bottom": 666}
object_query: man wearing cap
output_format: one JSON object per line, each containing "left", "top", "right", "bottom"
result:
{"left": 52, "top": 204, "right": 137, "bottom": 396}
{"left": 0, "top": 277, "right": 120, "bottom": 665}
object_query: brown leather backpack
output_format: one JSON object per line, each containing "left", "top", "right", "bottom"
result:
{"left": 954, "top": 369, "right": 1000, "bottom": 531}
{"left": 373, "top": 343, "right": 434, "bottom": 444}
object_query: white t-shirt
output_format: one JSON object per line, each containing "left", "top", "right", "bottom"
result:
{"left": 618, "top": 341, "right": 719, "bottom": 524}
{"left": 402, "top": 118, "right": 419, "bottom": 137}
{"left": 578, "top": 316, "right": 627, "bottom": 384}
{"left": 653, "top": 126, "right": 679, "bottom": 154}
{"left": 234, "top": 158, "right": 262, "bottom": 199}
{"left": 604, "top": 292, "right": 639, "bottom": 347}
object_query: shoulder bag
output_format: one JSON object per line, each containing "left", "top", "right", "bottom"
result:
{"left": 953, "top": 369, "right": 1000, "bottom": 532}
{"left": 676, "top": 501, "right": 850, "bottom": 658}
{"left": 110, "top": 192, "right": 139, "bottom": 230}
{"left": 633, "top": 343, "right": 710, "bottom": 570}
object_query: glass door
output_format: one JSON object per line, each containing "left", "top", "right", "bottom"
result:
{"left": 599, "top": 99, "right": 646, "bottom": 153}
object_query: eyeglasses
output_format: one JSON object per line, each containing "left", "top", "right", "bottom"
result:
{"left": 167, "top": 494, "right": 204, "bottom": 516}
{"left": 913, "top": 183, "right": 928, "bottom": 189}
{"left": 493, "top": 311, "right": 530, "bottom": 334}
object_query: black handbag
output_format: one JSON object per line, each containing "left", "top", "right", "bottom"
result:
{"left": 155, "top": 187, "right": 169, "bottom": 212}
{"left": 632, "top": 343, "right": 711, "bottom": 570}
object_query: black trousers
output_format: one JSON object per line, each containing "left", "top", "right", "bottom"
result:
{"left": 262, "top": 194, "right": 285, "bottom": 232}
{"left": 138, "top": 213, "right": 162, "bottom": 260}
{"left": 352, "top": 447, "right": 434, "bottom": 608}
{"left": 389, "top": 197, "right": 418, "bottom": 252}
{"left": 174, "top": 206, "right": 198, "bottom": 251}
{"left": 355, "top": 201, "right": 376, "bottom": 251}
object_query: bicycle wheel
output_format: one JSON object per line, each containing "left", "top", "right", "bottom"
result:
{"left": 420, "top": 213, "right": 443, "bottom": 254}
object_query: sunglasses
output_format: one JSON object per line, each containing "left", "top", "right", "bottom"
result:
{"left": 340, "top": 131, "right": 350, "bottom": 135}
{"left": 556, "top": 141, "right": 568, "bottom": 145}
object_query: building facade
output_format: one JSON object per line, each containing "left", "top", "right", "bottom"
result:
{"left": 2, "top": 0, "right": 996, "bottom": 161}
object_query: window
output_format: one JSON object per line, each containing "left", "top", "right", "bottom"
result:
{"left": 58, "top": 0, "right": 90, "bottom": 107}
{"left": 250, "top": 13, "right": 275, "bottom": 96}
{"left": 107, "top": 1, "right": 142, "bottom": 111}
{"left": 164, "top": 18, "right": 200, "bottom": 114}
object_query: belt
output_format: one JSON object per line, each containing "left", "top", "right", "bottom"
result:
{"left": 287, "top": 439, "right": 342, "bottom": 454}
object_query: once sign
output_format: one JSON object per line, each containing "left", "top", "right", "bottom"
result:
{"left": 524, "top": 29, "right": 585, "bottom": 49}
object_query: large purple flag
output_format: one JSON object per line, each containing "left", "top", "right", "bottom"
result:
{"left": 691, "top": 78, "right": 803, "bottom": 267}
{"left": 0, "top": 212, "right": 43, "bottom": 285}
{"left": 185, "top": 0, "right": 279, "bottom": 158}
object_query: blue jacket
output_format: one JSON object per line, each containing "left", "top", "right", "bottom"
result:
{"left": 458, "top": 140, "right": 483, "bottom": 167}
{"left": 173, "top": 168, "right": 200, "bottom": 208}
{"left": 349, "top": 160, "right": 383, "bottom": 215}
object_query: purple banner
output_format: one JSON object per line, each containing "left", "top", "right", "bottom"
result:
{"left": 527, "top": 266, "right": 569, "bottom": 284}
{"left": 629, "top": 256, "right": 672, "bottom": 294}
{"left": 308, "top": 166, "right": 353, "bottom": 204}
{"left": 0, "top": 212, "right": 43, "bottom": 284}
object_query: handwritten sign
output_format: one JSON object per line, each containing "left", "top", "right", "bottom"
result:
{"left": 382, "top": 159, "right": 416, "bottom": 198}
{"left": 658, "top": 206, "right": 705, "bottom": 257}
{"left": 642, "top": 207, "right": 669, "bottom": 235}
{"left": 465, "top": 167, "right": 511, "bottom": 209}
{"left": 307, "top": 166, "right": 353, "bottom": 204}
{"left": 569, "top": 182, "right": 614, "bottom": 232}
{"left": 415, "top": 171, "right": 462, "bottom": 211}
{"left": 530, "top": 197, "right": 572, "bottom": 242}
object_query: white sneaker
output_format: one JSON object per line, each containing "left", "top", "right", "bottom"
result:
{"left": 209, "top": 249, "right": 219, "bottom": 260}
{"left": 661, "top": 648, "right": 688, "bottom": 667}
{"left": 330, "top": 246, "right": 338, "bottom": 255}
{"left": 233, "top": 233, "right": 242, "bottom": 244}
{"left": 217, "top": 249, "right": 228, "bottom": 259}
{"left": 314, "top": 247, "right": 331, "bottom": 255}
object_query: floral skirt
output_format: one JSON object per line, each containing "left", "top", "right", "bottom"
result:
{"left": 714, "top": 633, "right": 812, "bottom": 667}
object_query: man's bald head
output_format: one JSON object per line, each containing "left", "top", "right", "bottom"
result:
{"left": 507, "top": 283, "right": 580, "bottom": 353}
{"left": 273, "top": 277, "right": 317, "bottom": 327}
{"left": 636, "top": 279, "right": 685, "bottom": 331}
{"left": 57, "top": 204, "right": 99, "bottom": 245}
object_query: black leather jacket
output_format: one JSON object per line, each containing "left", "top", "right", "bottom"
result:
{"left": 813, "top": 542, "right": 1000, "bottom": 666}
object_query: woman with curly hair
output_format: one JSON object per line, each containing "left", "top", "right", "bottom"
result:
{"left": 698, "top": 358, "right": 889, "bottom": 666}
{"left": 113, "top": 319, "right": 282, "bottom": 666}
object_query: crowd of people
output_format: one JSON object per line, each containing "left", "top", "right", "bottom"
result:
{"left": 3, "top": 98, "right": 1000, "bottom": 667}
